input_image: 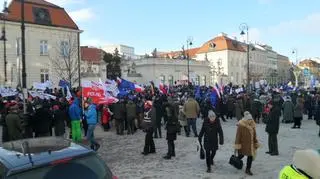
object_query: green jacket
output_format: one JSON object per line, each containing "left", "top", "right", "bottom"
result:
{"left": 5, "top": 112, "right": 23, "bottom": 141}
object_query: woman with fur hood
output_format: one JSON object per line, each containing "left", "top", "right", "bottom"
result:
{"left": 234, "top": 111, "right": 260, "bottom": 176}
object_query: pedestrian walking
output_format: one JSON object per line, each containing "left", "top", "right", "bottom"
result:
{"left": 84, "top": 99, "right": 100, "bottom": 151}
{"left": 293, "top": 97, "right": 304, "bottom": 129}
{"left": 141, "top": 101, "right": 156, "bottom": 155}
{"left": 234, "top": 111, "right": 260, "bottom": 176}
{"left": 198, "top": 110, "right": 224, "bottom": 173}
{"left": 183, "top": 94, "right": 200, "bottom": 137}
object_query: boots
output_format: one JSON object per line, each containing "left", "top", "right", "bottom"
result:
{"left": 207, "top": 166, "right": 212, "bottom": 173}
{"left": 246, "top": 168, "right": 253, "bottom": 176}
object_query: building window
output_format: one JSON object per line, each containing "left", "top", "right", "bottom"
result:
{"left": 195, "top": 75, "right": 200, "bottom": 85}
{"left": 40, "top": 69, "right": 49, "bottom": 83}
{"left": 236, "top": 72, "right": 239, "bottom": 83}
{"left": 160, "top": 75, "right": 165, "bottom": 84}
{"left": 201, "top": 75, "right": 206, "bottom": 86}
{"left": 40, "top": 40, "right": 48, "bottom": 55}
{"left": 60, "top": 41, "right": 69, "bottom": 57}
{"left": 168, "top": 75, "right": 174, "bottom": 86}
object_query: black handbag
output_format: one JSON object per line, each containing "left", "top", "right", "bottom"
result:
{"left": 200, "top": 146, "right": 205, "bottom": 160}
{"left": 229, "top": 150, "right": 243, "bottom": 170}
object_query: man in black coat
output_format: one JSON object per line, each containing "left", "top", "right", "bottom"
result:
{"left": 34, "top": 104, "right": 52, "bottom": 137}
{"left": 198, "top": 110, "right": 224, "bottom": 173}
{"left": 163, "top": 100, "right": 179, "bottom": 160}
{"left": 265, "top": 101, "right": 281, "bottom": 156}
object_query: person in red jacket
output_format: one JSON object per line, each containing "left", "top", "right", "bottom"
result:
{"left": 101, "top": 104, "right": 113, "bottom": 131}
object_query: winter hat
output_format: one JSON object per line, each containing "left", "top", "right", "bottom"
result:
{"left": 293, "top": 149, "right": 320, "bottom": 178}
{"left": 208, "top": 110, "right": 216, "bottom": 118}
{"left": 243, "top": 111, "right": 253, "bottom": 120}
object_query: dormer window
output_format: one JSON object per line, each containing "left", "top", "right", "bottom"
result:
{"left": 33, "top": 7, "right": 52, "bottom": 25}
{"left": 209, "top": 42, "right": 216, "bottom": 49}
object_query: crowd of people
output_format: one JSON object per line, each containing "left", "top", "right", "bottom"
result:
{"left": 0, "top": 84, "right": 320, "bottom": 177}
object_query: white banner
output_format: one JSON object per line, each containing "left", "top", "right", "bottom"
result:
{"left": 33, "top": 81, "right": 53, "bottom": 90}
{"left": 28, "top": 91, "right": 56, "bottom": 100}
{"left": 0, "top": 88, "right": 18, "bottom": 97}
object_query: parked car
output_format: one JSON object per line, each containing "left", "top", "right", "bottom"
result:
{"left": 0, "top": 137, "right": 118, "bottom": 179}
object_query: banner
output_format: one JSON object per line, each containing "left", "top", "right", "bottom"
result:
{"left": 33, "top": 81, "right": 53, "bottom": 90}
{"left": 82, "top": 80, "right": 119, "bottom": 104}
{"left": 28, "top": 91, "right": 56, "bottom": 100}
{"left": 0, "top": 88, "right": 18, "bottom": 97}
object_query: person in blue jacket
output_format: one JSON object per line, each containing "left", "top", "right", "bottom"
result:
{"left": 68, "top": 97, "right": 82, "bottom": 142}
{"left": 84, "top": 98, "right": 100, "bottom": 151}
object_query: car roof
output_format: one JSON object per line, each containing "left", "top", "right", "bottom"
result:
{"left": 0, "top": 137, "right": 93, "bottom": 172}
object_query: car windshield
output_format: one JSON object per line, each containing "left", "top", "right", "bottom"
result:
{"left": 8, "top": 155, "right": 113, "bottom": 179}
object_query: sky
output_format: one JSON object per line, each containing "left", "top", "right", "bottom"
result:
{"left": 6, "top": 0, "right": 320, "bottom": 60}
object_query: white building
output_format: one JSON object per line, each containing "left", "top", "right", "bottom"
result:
{"left": 122, "top": 58, "right": 211, "bottom": 86}
{"left": 80, "top": 46, "right": 106, "bottom": 82}
{"left": 0, "top": 0, "right": 81, "bottom": 87}
{"left": 103, "top": 44, "right": 136, "bottom": 60}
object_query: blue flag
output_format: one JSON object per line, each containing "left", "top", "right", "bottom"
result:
{"left": 59, "top": 80, "right": 70, "bottom": 88}
{"left": 118, "top": 78, "right": 135, "bottom": 91}
{"left": 195, "top": 86, "right": 201, "bottom": 100}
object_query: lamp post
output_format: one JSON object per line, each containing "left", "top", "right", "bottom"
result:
{"left": 0, "top": 1, "right": 9, "bottom": 84}
{"left": 292, "top": 48, "right": 301, "bottom": 87}
{"left": 239, "top": 23, "right": 250, "bottom": 90}
{"left": 186, "top": 37, "right": 193, "bottom": 84}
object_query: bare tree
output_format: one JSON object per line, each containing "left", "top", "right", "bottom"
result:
{"left": 49, "top": 34, "right": 79, "bottom": 87}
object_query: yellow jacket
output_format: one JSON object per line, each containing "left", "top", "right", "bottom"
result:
{"left": 279, "top": 165, "right": 310, "bottom": 179}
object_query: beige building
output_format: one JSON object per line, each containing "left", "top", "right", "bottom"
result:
{"left": 277, "top": 54, "right": 292, "bottom": 84}
{"left": 0, "top": 0, "right": 81, "bottom": 87}
{"left": 161, "top": 32, "right": 289, "bottom": 86}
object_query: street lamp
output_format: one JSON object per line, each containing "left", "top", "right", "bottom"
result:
{"left": 0, "top": 1, "right": 9, "bottom": 83}
{"left": 186, "top": 37, "right": 193, "bottom": 84}
{"left": 291, "top": 48, "right": 301, "bottom": 87}
{"left": 239, "top": 23, "right": 250, "bottom": 90}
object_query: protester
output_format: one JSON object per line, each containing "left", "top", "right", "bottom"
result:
{"left": 315, "top": 100, "right": 320, "bottom": 137}
{"left": 178, "top": 105, "right": 188, "bottom": 136}
{"left": 234, "top": 111, "right": 260, "bottom": 175}
{"left": 52, "top": 104, "right": 66, "bottom": 136}
{"left": 112, "top": 100, "right": 126, "bottom": 135}
{"left": 163, "top": 99, "right": 179, "bottom": 160}
{"left": 5, "top": 103, "right": 23, "bottom": 141}
{"left": 153, "top": 95, "right": 163, "bottom": 138}
{"left": 293, "top": 97, "right": 304, "bottom": 129}
{"left": 126, "top": 99, "right": 137, "bottom": 135}
{"left": 198, "top": 110, "right": 224, "bottom": 173}
{"left": 282, "top": 96, "right": 294, "bottom": 123}
{"left": 84, "top": 99, "right": 100, "bottom": 151}
{"left": 68, "top": 97, "right": 82, "bottom": 142}
{"left": 141, "top": 101, "right": 156, "bottom": 155}
{"left": 266, "top": 101, "right": 281, "bottom": 156}
{"left": 101, "top": 104, "right": 112, "bottom": 131}
{"left": 34, "top": 103, "right": 52, "bottom": 137}
{"left": 183, "top": 94, "right": 200, "bottom": 137}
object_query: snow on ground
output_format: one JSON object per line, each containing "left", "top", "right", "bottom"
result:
{"left": 96, "top": 116, "right": 319, "bottom": 179}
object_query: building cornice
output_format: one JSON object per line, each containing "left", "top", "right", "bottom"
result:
{"left": 5, "top": 20, "right": 83, "bottom": 33}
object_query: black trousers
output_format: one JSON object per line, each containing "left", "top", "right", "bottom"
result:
{"left": 205, "top": 149, "right": 216, "bottom": 168}
{"left": 167, "top": 140, "right": 175, "bottom": 157}
{"left": 144, "top": 129, "right": 155, "bottom": 153}
{"left": 82, "top": 119, "right": 88, "bottom": 136}
{"left": 238, "top": 154, "right": 253, "bottom": 170}
{"left": 115, "top": 118, "right": 124, "bottom": 135}
{"left": 268, "top": 133, "right": 278, "bottom": 154}
{"left": 308, "top": 109, "right": 313, "bottom": 119}
{"left": 253, "top": 113, "right": 260, "bottom": 123}
{"left": 293, "top": 117, "right": 302, "bottom": 128}
{"left": 154, "top": 120, "right": 162, "bottom": 138}
{"left": 127, "top": 117, "right": 135, "bottom": 134}
{"left": 226, "top": 111, "right": 233, "bottom": 119}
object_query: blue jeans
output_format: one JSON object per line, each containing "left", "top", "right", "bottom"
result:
{"left": 187, "top": 118, "right": 198, "bottom": 136}
{"left": 86, "top": 124, "right": 97, "bottom": 146}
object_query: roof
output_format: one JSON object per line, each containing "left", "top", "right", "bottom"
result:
{"left": 159, "top": 47, "right": 200, "bottom": 59}
{"left": 81, "top": 46, "right": 104, "bottom": 64}
{"left": 3, "top": 0, "right": 78, "bottom": 30}
{"left": 299, "top": 59, "right": 320, "bottom": 66}
{"left": 197, "top": 35, "right": 246, "bottom": 54}
{"left": 0, "top": 137, "right": 91, "bottom": 173}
